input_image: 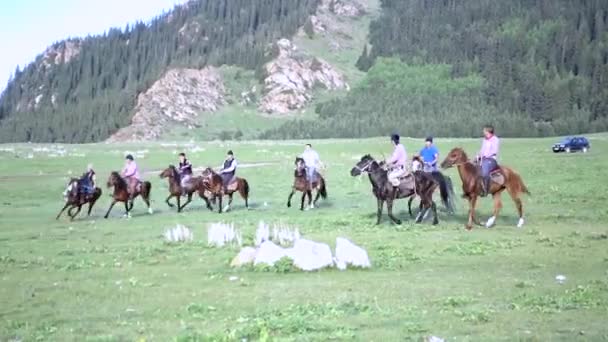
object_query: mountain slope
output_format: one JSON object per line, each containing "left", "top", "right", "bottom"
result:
{"left": 263, "top": 0, "right": 608, "bottom": 139}
{"left": 0, "top": 0, "right": 318, "bottom": 143}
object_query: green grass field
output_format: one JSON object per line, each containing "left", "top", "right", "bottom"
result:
{"left": 1, "top": 135, "right": 608, "bottom": 341}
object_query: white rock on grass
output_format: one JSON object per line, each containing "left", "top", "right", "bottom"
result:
{"left": 164, "top": 224, "right": 193, "bottom": 243}
{"left": 254, "top": 241, "right": 288, "bottom": 266}
{"left": 335, "top": 237, "right": 371, "bottom": 270}
{"left": 207, "top": 222, "right": 241, "bottom": 247}
{"left": 286, "top": 239, "right": 333, "bottom": 271}
{"left": 230, "top": 247, "right": 257, "bottom": 267}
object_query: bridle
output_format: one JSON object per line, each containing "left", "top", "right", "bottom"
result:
{"left": 354, "top": 159, "right": 375, "bottom": 173}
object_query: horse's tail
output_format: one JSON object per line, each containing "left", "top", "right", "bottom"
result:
{"left": 142, "top": 181, "right": 152, "bottom": 198}
{"left": 432, "top": 172, "right": 452, "bottom": 212}
{"left": 319, "top": 177, "right": 328, "bottom": 199}
{"left": 505, "top": 167, "right": 530, "bottom": 196}
{"left": 240, "top": 178, "right": 250, "bottom": 199}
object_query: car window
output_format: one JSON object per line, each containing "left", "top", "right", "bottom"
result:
{"left": 560, "top": 138, "right": 571, "bottom": 144}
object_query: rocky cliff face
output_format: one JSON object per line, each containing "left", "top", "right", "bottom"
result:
{"left": 108, "top": 67, "right": 225, "bottom": 141}
{"left": 258, "top": 39, "right": 349, "bottom": 115}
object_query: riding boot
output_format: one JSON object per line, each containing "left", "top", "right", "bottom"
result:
{"left": 481, "top": 177, "right": 490, "bottom": 197}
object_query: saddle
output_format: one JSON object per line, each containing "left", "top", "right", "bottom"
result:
{"left": 398, "top": 173, "right": 416, "bottom": 190}
{"left": 476, "top": 165, "right": 505, "bottom": 186}
{"left": 226, "top": 176, "right": 238, "bottom": 191}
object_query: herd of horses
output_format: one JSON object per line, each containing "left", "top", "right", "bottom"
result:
{"left": 57, "top": 147, "right": 530, "bottom": 230}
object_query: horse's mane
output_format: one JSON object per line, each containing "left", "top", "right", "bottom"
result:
{"left": 110, "top": 171, "right": 127, "bottom": 188}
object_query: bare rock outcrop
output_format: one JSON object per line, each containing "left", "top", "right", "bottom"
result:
{"left": 258, "top": 39, "right": 348, "bottom": 115}
{"left": 41, "top": 40, "right": 82, "bottom": 68}
{"left": 320, "top": 0, "right": 367, "bottom": 17}
{"left": 108, "top": 67, "right": 225, "bottom": 142}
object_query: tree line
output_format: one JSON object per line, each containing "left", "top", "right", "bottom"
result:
{"left": 263, "top": 0, "right": 608, "bottom": 139}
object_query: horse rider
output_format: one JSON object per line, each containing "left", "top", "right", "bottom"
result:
{"left": 78, "top": 163, "right": 96, "bottom": 199}
{"left": 385, "top": 133, "right": 408, "bottom": 187}
{"left": 178, "top": 152, "right": 193, "bottom": 194}
{"left": 477, "top": 125, "right": 500, "bottom": 197}
{"left": 219, "top": 150, "right": 238, "bottom": 191}
{"left": 420, "top": 136, "right": 439, "bottom": 172}
{"left": 122, "top": 154, "right": 141, "bottom": 200}
{"left": 301, "top": 143, "right": 322, "bottom": 190}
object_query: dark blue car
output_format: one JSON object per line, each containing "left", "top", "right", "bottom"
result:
{"left": 552, "top": 136, "right": 590, "bottom": 153}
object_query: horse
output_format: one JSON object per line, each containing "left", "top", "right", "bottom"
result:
{"left": 351, "top": 155, "right": 451, "bottom": 225}
{"left": 201, "top": 167, "right": 249, "bottom": 213}
{"left": 56, "top": 178, "right": 102, "bottom": 221}
{"left": 104, "top": 172, "right": 153, "bottom": 218}
{"left": 407, "top": 171, "right": 456, "bottom": 217}
{"left": 440, "top": 147, "right": 530, "bottom": 230}
{"left": 159, "top": 165, "right": 213, "bottom": 212}
{"left": 287, "top": 157, "right": 328, "bottom": 210}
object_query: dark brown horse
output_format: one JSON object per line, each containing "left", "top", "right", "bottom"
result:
{"left": 56, "top": 178, "right": 102, "bottom": 221}
{"left": 351, "top": 155, "right": 448, "bottom": 225}
{"left": 440, "top": 147, "right": 530, "bottom": 230}
{"left": 104, "top": 171, "right": 152, "bottom": 218}
{"left": 287, "top": 157, "right": 328, "bottom": 210}
{"left": 159, "top": 165, "right": 213, "bottom": 212}
{"left": 201, "top": 167, "right": 249, "bottom": 213}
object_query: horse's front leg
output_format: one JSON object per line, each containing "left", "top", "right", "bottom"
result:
{"left": 387, "top": 198, "right": 402, "bottom": 225}
{"left": 217, "top": 194, "right": 223, "bottom": 213}
{"left": 287, "top": 189, "right": 295, "bottom": 208}
{"left": 176, "top": 195, "right": 182, "bottom": 213}
{"left": 466, "top": 195, "right": 478, "bottom": 230}
{"left": 199, "top": 192, "right": 213, "bottom": 211}
{"left": 56, "top": 203, "right": 70, "bottom": 220}
{"left": 165, "top": 194, "right": 175, "bottom": 208}
{"left": 307, "top": 190, "right": 314, "bottom": 209}
{"left": 431, "top": 201, "right": 439, "bottom": 225}
{"left": 124, "top": 201, "right": 131, "bottom": 218}
{"left": 104, "top": 200, "right": 117, "bottom": 219}
{"left": 376, "top": 198, "right": 384, "bottom": 225}
{"left": 179, "top": 193, "right": 193, "bottom": 212}
{"left": 300, "top": 192, "right": 306, "bottom": 211}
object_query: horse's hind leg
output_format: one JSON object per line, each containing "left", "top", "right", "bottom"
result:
{"left": 87, "top": 201, "right": 95, "bottom": 216}
{"left": 486, "top": 193, "right": 503, "bottom": 228}
{"left": 224, "top": 193, "right": 233, "bottom": 212}
{"left": 217, "top": 195, "right": 223, "bottom": 213}
{"left": 507, "top": 187, "right": 525, "bottom": 228}
{"left": 387, "top": 199, "right": 402, "bottom": 225}
{"left": 56, "top": 203, "right": 70, "bottom": 220}
{"left": 313, "top": 189, "right": 322, "bottom": 206}
{"left": 69, "top": 205, "right": 82, "bottom": 221}
{"left": 307, "top": 190, "right": 314, "bottom": 209}
{"left": 200, "top": 192, "right": 213, "bottom": 211}
{"left": 104, "top": 200, "right": 117, "bottom": 219}
{"left": 408, "top": 197, "right": 414, "bottom": 218}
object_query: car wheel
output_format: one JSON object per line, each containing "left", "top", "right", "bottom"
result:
{"left": 583, "top": 147, "right": 588, "bottom": 153}
{"left": 565, "top": 147, "right": 571, "bottom": 153}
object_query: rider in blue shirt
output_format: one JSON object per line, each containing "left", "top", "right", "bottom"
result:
{"left": 419, "top": 136, "right": 439, "bottom": 172}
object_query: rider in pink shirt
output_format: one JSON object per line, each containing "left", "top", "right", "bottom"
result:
{"left": 122, "top": 154, "right": 140, "bottom": 198}
{"left": 477, "top": 125, "right": 500, "bottom": 197}
{"left": 386, "top": 134, "right": 408, "bottom": 187}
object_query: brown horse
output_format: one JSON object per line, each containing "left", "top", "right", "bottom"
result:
{"left": 159, "top": 165, "right": 213, "bottom": 212}
{"left": 56, "top": 178, "right": 102, "bottom": 221}
{"left": 287, "top": 157, "right": 328, "bottom": 210}
{"left": 104, "top": 171, "right": 152, "bottom": 218}
{"left": 440, "top": 147, "right": 530, "bottom": 230}
{"left": 201, "top": 167, "right": 249, "bottom": 213}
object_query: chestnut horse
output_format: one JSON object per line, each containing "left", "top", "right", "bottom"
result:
{"left": 287, "top": 157, "right": 328, "bottom": 210}
{"left": 56, "top": 178, "right": 102, "bottom": 221}
{"left": 440, "top": 147, "right": 530, "bottom": 230}
{"left": 104, "top": 172, "right": 152, "bottom": 218}
{"left": 159, "top": 165, "right": 213, "bottom": 212}
{"left": 201, "top": 167, "right": 249, "bottom": 213}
